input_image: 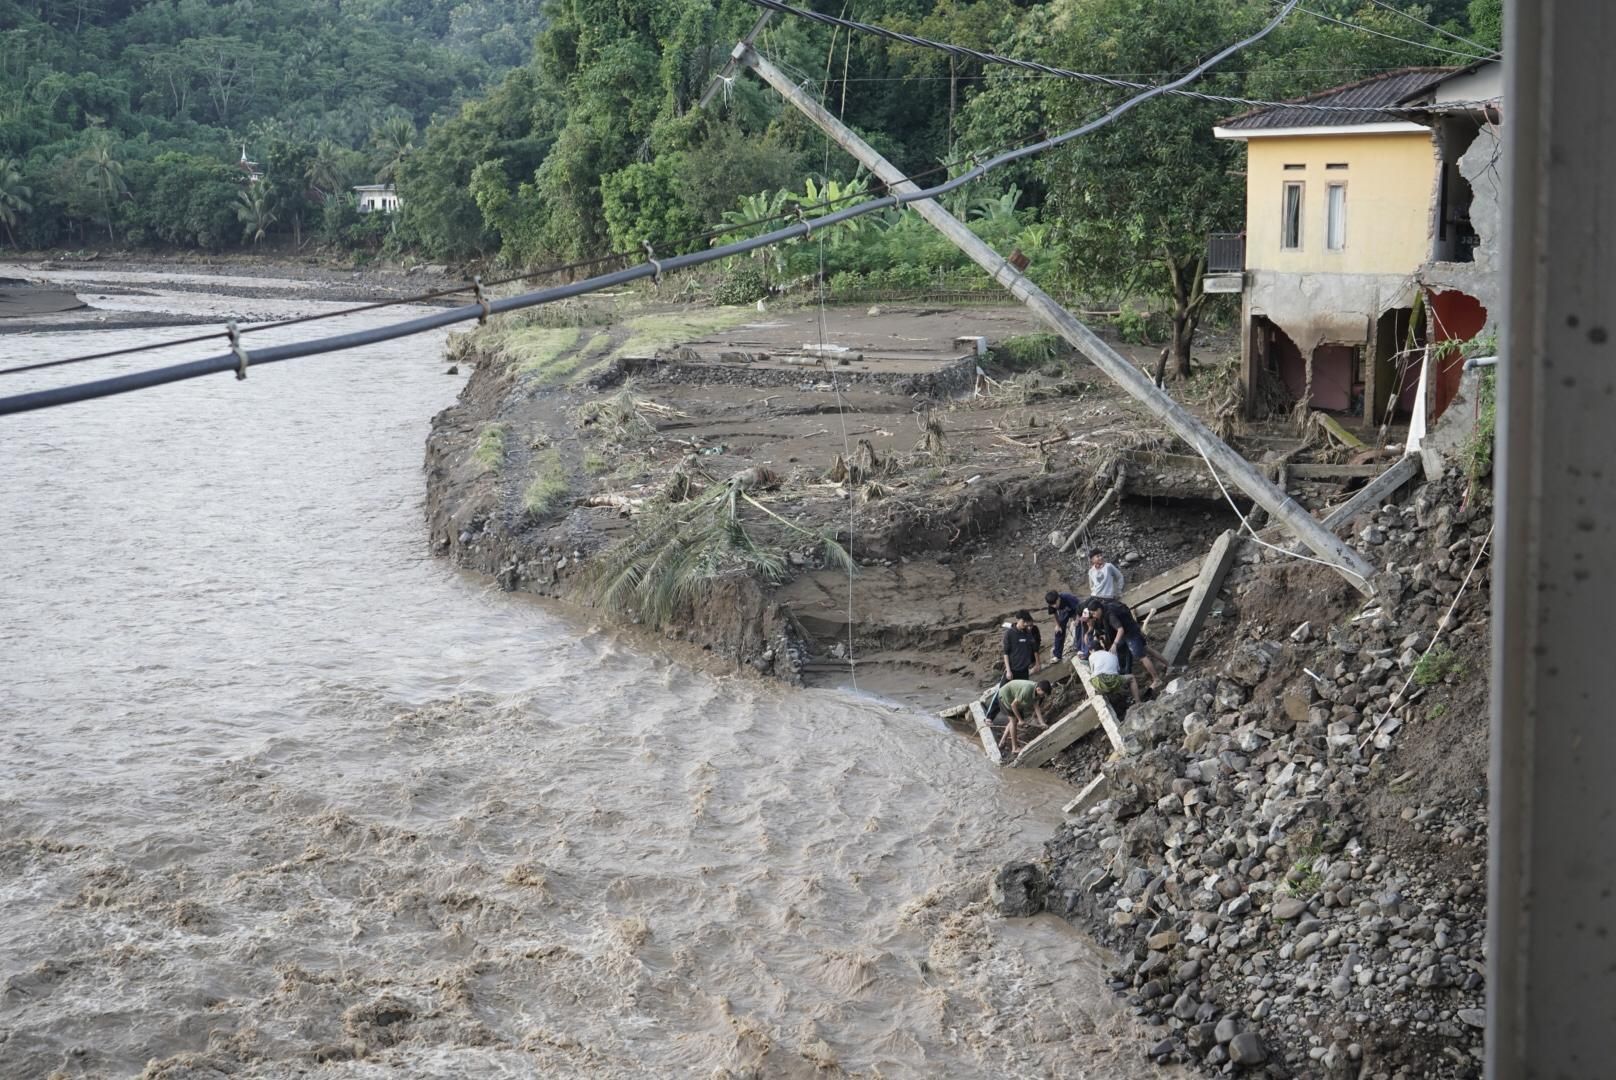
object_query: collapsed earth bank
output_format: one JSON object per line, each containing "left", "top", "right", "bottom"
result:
{"left": 424, "top": 299, "right": 1494, "bottom": 1077}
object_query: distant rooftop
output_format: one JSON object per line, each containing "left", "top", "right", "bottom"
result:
{"left": 1218, "top": 67, "right": 1454, "bottom": 131}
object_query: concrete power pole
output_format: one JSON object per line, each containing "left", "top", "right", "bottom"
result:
{"left": 1488, "top": 3, "right": 1616, "bottom": 1076}
{"left": 735, "top": 45, "right": 1377, "bottom": 592}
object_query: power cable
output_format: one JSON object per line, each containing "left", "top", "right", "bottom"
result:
{"left": 741, "top": 0, "right": 1496, "bottom": 114}
{"left": 4, "top": 137, "right": 1016, "bottom": 380}
{"left": 1362, "top": 0, "right": 1500, "bottom": 57}
{"left": 1297, "top": 5, "right": 1494, "bottom": 62}
{"left": 0, "top": 0, "right": 1304, "bottom": 418}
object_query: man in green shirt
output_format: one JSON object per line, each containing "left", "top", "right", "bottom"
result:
{"left": 991, "top": 678, "right": 1052, "bottom": 754}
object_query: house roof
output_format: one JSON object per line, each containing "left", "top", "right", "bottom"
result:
{"left": 1218, "top": 67, "right": 1455, "bottom": 131}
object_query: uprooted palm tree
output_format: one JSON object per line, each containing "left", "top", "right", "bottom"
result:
{"left": 590, "top": 468, "right": 853, "bottom": 628}
{"left": 0, "top": 156, "right": 32, "bottom": 247}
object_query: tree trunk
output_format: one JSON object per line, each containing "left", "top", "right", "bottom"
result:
{"left": 1163, "top": 250, "right": 1207, "bottom": 379}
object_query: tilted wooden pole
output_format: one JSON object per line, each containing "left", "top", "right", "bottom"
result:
{"left": 738, "top": 46, "right": 1377, "bottom": 594}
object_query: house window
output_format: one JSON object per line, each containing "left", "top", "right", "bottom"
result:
{"left": 1326, "top": 162, "right": 1348, "bottom": 170}
{"left": 1281, "top": 181, "right": 1304, "bottom": 250}
{"left": 1326, "top": 183, "right": 1347, "bottom": 251}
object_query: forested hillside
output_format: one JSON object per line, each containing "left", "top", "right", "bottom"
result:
{"left": 394, "top": 0, "right": 1497, "bottom": 368}
{"left": 0, "top": 0, "right": 543, "bottom": 249}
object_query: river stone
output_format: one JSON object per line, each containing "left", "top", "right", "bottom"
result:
{"left": 1273, "top": 896, "right": 1307, "bottom": 920}
{"left": 989, "top": 862, "right": 1047, "bottom": 917}
{"left": 1229, "top": 1031, "right": 1268, "bottom": 1065}
{"left": 1214, "top": 1016, "right": 1240, "bottom": 1044}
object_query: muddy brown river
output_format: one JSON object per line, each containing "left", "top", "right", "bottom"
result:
{"left": 0, "top": 273, "right": 1174, "bottom": 1079}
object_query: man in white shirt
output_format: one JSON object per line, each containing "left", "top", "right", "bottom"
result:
{"left": 1088, "top": 549, "right": 1125, "bottom": 599}
{"left": 1088, "top": 645, "right": 1140, "bottom": 706}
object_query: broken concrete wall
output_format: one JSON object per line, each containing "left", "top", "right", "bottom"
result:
{"left": 1420, "top": 123, "right": 1502, "bottom": 319}
{"left": 1245, "top": 271, "right": 1418, "bottom": 353}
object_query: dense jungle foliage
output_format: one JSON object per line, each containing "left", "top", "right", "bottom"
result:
{"left": 0, "top": 0, "right": 1502, "bottom": 360}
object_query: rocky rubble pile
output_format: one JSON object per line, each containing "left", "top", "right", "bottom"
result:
{"left": 998, "top": 475, "right": 1494, "bottom": 1077}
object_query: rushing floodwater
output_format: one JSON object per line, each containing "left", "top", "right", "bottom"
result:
{"left": 0, "top": 276, "right": 1171, "bottom": 1079}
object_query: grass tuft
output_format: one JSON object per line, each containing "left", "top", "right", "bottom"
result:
{"left": 522, "top": 450, "right": 569, "bottom": 517}
{"left": 583, "top": 450, "right": 611, "bottom": 475}
{"left": 473, "top": 423, "right": 509, "bottom": 472}
{"left": 608, "top": 308, "right": 754, "bottom": 361}
{"left": 1413, "top": 645, "right": 1466, "bottom": 687}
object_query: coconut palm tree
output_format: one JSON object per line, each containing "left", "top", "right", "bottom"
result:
{"left": 235, "top": 185, "right": 278, "bottom": 246}
{"left": 370, "top": 116, "right": 415, "bottom": 183}
{"left": 83, "top": 139, "right": 126, "bottom": 244}
{"left": 305, "top": 139, "right": 348, "bottom": 200}
{"left": 0, "top": 157, "right": 32, "bottom": 248}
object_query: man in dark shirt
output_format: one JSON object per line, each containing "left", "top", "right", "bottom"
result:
{"left": 1001, "top": 609, "right": 1042, "bottom": 682}
{"left": 1082, "top": 596, "right": 1170, "bottom": 684}
{"left": 1044, "top": 589, "right": 1084, "bottom": 661}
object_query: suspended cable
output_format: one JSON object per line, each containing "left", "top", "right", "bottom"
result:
{"left": 1363, "top": 0, "right": 1500, "bottom": 57}
{"left": 741, "top": 0, "right": 1495, "bottom": 114}
{"left": 1297, "top": 5, "right": 1494, "bottom": 62}
{"left": 1, "top": 0, "right": 1304, "bottom": 418}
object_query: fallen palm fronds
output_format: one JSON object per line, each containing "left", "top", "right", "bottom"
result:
{"left": 576, "top": 386, "right": 682, "bottom": 443}
{"left": 589, "top": 467, "right": 853, "bottom": 628}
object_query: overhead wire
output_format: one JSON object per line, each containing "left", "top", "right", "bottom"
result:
{"left": 1296, "top": 4, "right": 1495, "bottom": 62}
{"left": 3, "top": 132, "right": 1035, "bottom": 380}
{"left": 741, "top": 0, "right": 1496, "bottom": 115}
{"left": 1362, "top": 0, "right": 1500, "bottom": 57}
{"left": 1, "top": 0, "right": 1306, "bottom": 418}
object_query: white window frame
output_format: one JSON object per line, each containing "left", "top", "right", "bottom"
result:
{"left": 1281, "top": 181, "right": 1304, "bottom": 251}
{"left": 1326, "top": 182, "right": 1347, "bottom": 251}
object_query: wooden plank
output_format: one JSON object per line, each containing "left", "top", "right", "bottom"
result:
{"left": 1317, "top": 412, "right": 1367, "bottom": 449}
{"left": 1285, "top": 462, "right": 1392, "bottom": 480}
{"left": 1062, "top": 772, "right": 1109, "bottom": 815}
{"left": 1134, "top": 579, "right": 1194, "bottom": 621}
{"left": 1070, "top": 657, "right": 1126, "bottom": 755}
{"left": 740, "top": 46, "right": 1377, "bottom": 596}
{"left": 1009, "top": 701, "right": 1099, "bottom": 769}
{"left": 1286, "top": 455, "right": 1422, "bottom": 554}
{"left": 1058, "top": 476, "right": 1124, "bottom": 552}
{"left": 1123, "top": 557, "right": 1205, "bottom": 608}
{"left": 1163, "top": 530, "right": 1240, "bottom": 667}
{"left": 969, "top": 700, "right": 1004, "bottom": 765}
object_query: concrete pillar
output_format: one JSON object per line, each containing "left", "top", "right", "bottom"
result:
{"left": 1488, "top": 3, "right": 1616, "bottom": 1076}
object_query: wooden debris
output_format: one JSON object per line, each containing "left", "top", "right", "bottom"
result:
{"left": 1163, "top": 529, "right": 1239, "bottom": 667}
{"left": 1317, "top": 412, "right": 1366, "bottom": 449}
{"left": 1063, "top": 772, "right": 1109, "bottom": 815}
{"left": 1058, "top": 471, "right": 1125, "bottom": 552}
{"left": 1070, "top": 657, "right": 1127, "bottom": 756}
{"left": 969, "top": 700, "right": 1004, "bottom": 765}
{"left": 1010, "top": 701, "right": 1099, "bottom": 769}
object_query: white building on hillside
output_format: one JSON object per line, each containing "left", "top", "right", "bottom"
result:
{"left": 354, "top": 184, "right": 401, "bottom": 213}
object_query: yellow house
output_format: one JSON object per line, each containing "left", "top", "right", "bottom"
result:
{"left": 1209, "top": 64, "right": 1501, "bottom": 427}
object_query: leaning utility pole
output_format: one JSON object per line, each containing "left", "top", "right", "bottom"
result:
{"left": 731, "top": 45, "right": 1377, "bottom": 592}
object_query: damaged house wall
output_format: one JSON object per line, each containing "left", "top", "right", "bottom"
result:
{"left": 1236, "top": 129, "right": 1434, "bottom": 416}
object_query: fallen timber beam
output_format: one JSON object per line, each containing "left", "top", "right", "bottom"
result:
{"left": 1063, "top": 772, "right": 1109, "bottom": 815}
{"left": 1124, "top": 557, "right": 1206, "bottom": 608}
{"left": 969, "top": 700, "right": 1004, "bottom": 765}
{"left": 1069, "top": 657, "right": 1126, "bottom": 756}
{"left": 1284, "top": 455, "right": 1422, "bottom": 554}
{"left": 736, "top": 46, "right": 1377, "bottom": 597}
{"left": 1058, "top": 473, "right": 1125, "bottom": 552}
{"left": 1009, "top": 701, "right": 1099, "bottom": 769}
{"left": 1163, "top": 530, "right": 1239, "bottom": 667}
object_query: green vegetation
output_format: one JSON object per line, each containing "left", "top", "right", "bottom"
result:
{"left": 472, "top": 422, "right": 508, "bottom": 472}
{"left": 501, "top": 325, "right": 582, "bottom": 381}
{"left": 590, "top": 472, "right": 853, "bottom": 628}
{"left": 582, "top": 451, "right": 611, "bottom": 476}
{"left": 0, "top": 0, "right": 543, "bottom": 251}
{"left": 1413, "top": 646, "right": 1467, "bottom": 687}
{"left": 522, "top": 450, "right": 569, "bottom": 516}
{"left": 994, "top": 332, "right": 1065, "bottom": 371}
{"left": 609, "top": 309, "right": 753, "bottom": 361}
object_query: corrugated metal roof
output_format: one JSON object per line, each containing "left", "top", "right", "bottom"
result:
{"left": 1219, "top": 67, "right": 1453, "bottom": 130}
